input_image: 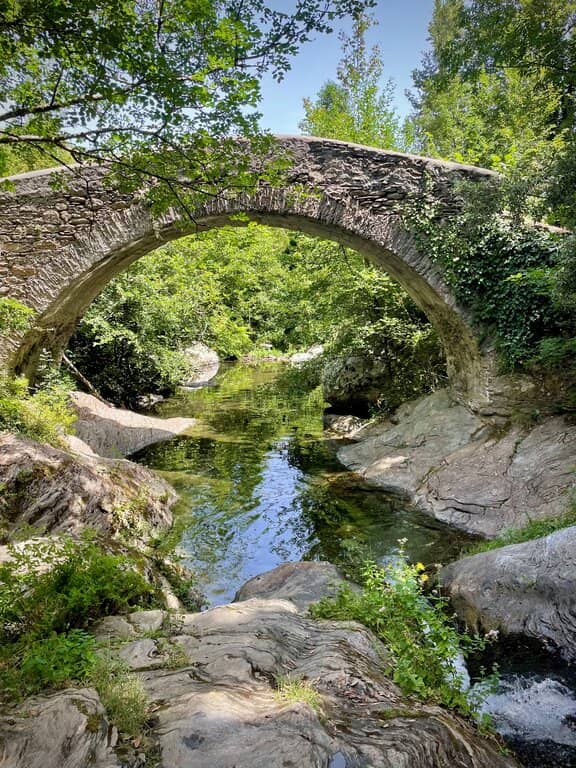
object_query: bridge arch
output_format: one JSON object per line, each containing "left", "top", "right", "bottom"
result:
{"left": 0, "top": 136, "right": 497, "bottom": 411}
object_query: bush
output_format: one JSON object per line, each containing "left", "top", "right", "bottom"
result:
{"left": 311, "top": 551, "right": 490, "bottom": 715}
{"left": 0, "top": 534, "right": 154, "bottom": 701}
{"left": 0, "top": 375, "right": 75, "bottom": 446}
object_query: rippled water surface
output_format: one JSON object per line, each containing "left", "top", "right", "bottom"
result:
{"left": 132, "top": 363, "right": 472, "bottom": 604}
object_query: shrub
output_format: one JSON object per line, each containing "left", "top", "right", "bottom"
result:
{"left": 0, "top": 375, "right": 75, "bottom": 446}
{"left": 0, "top": 534, "right": 154, "bottom": 701}
{"left": 311, "top": 551, "right": 489, "bottom": 715}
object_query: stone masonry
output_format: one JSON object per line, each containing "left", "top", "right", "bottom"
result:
{"left": 0, "top": 136, "right": 504, "bottom": 411}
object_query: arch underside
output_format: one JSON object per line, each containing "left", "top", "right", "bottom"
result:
{"left": 11, "top": 188, "right": 486, "bottom": 405}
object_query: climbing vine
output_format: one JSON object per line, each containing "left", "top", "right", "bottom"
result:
{"left": 403, "top": 185, "right": 570, "bottom": 372}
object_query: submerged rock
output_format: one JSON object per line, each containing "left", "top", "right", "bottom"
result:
{"left": 338, "top": 389, "right": 576, "bottom": 538}
{"left": 0, "top": 433, "right": 174, "bottom": 543}
{"left": 0, "top": 687, "right": 119, "bottom": 768}
{"left": 70, "top": 391, "right": 195, "bottom": 458}
{"left": 441, "top": 526, "right": 576, "bottom": 661}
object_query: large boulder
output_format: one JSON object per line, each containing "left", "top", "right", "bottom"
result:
{"left": 0, "top": 687, "right": 119, "bottom": 768}
{"left": 97, "top": 595, "right": 518, "bottom": 768}
{"left": 234, "top": 561, "right": 347, "bottom": 612}
{"left": 70, "top": 390, "right": 195, "bottom": 458}
{"left": 338, "top": 390, "right": 576, "bottom": 538}
{"left": 440, "top": 526, "right": 576, "bottom": 661}
{"left": 418, "top": 416, "right": 576, "bottom": 537}
{"left": 321, "top": 352, "right": 392, "bottom": 415}
{"left": 338, "top": 389, "right": 485, "bottom": 495}
{"left": 0, "top": 433, "right": 174, "bottom": 543}
{"left": 180, "top": 342, "right": 219, "bottom": 387}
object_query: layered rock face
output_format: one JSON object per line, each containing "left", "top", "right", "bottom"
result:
{"left": 440, "top": 527, "right": 576, "bottom": 662}
{"left": 0, "top": 433, "right": 174, "bottom": 543}
{"left": 0, "top": 563, "right": 519, "bottom": 768}
{"left": 338, "top": 389, "right": 576, "bottom": 538}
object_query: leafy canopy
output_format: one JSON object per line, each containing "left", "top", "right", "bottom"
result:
{"left": 0, "top": 0, "right": 373, "bottom": 208}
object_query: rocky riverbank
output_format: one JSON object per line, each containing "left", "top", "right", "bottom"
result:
{"left": 337, "top": 388, "right": 576, "bottom": 538}
{"left": 0, "top": 562, "right": 519, "bottom": 768}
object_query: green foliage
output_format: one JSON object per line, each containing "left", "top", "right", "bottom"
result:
{"left": 300, "top": 13, "right": 407, "bottom": 150}
{"left": 0, "top": 534, "right": 154, "bottom": 701}
{"left": 311, "top": 553, "right": 491, "bottom": 714}
{"left": 91, "top": 652, "right": 149, "bottom": 737}
{"left": 0, "top": 297, "right": 34, "bottom": 332}
{"left": 465, "top": 501, "right": 576, "bottom": 557}
{"left": 0, "top": 0, "right": 373, "bottom": 207}
{"left": 0, "top": 375, "right": 76, "bottom": 445}
{"left": 405, "top": 189, "right": 572, "bottom": 371}
{"left": 16, "top": 630, "right": 97, "bottom": 694}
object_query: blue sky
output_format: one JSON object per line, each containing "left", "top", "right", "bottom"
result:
{"left": 258, "top": 0, "right": 435, "bottom": 134}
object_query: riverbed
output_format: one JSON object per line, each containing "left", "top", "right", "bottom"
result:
{"left": 132, "top": 362, "right": 576, "bottom": 768}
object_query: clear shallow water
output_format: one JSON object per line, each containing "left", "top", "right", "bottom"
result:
{"left": 132, "top": 363, "right": 576, "bottom": 765}
{"left": 132, "top": 363, "right": 473, "bottom": 604}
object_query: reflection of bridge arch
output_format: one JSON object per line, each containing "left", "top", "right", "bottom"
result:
{"left": 0, "top": 136, "right": 497, "bottom": 409}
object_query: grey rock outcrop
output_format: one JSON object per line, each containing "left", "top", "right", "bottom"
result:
{"left": 338, "top": 389, "right": 485, "bottom": 495}
{"left": 0, "top": 433, "right": 174, "bottom": 542}
{"left": 234, "top": 560, "right": 347, "bottom": 611}
{"left": 180, "top": 342, "right": 220, "bottom": 387}
{"left": 70, "top": 391, "right": 195, "bottom": 458}
{"left": 100, "top": 596, "right": 518, "bottom": 768}
{"left": 338, "top": 390, "right": 576, "bottom": 537}
{"left": 440, "top": 526, "right": 576, "bottom": 661}
{"left": 290, "top": 344, "right": 324, "bottom": 365}
{"left": 0, "top": 687, "right": 119, "bottom": 768}
{"left": 418, "top": 416, "right": 576, "bottom": 537}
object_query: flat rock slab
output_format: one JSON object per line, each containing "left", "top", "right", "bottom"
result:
{"left": 441, "top": 526, "right": 576, "bottom": 661}
{"left": 70, "top": 391, "right": 196, "bottom": 458}
{"left": 419, "top": 416, "right": 576, "bottom": 537}
{"left": 338, "top": 390, "right": 485, "bottom": 495}
{"left": 234, "top": 561, "right": 347, "bottom": 612}
{"left": 338, "top": 390, "right": 576, "bottom": 538}
{"left": 0, "top": 434, "right": 174, "bottom": 542}
{"left": 136, "top": 597, "right": 518, "bottom": 768}
{"left": 0, "top": 687, "right": 119, "bottom": 768}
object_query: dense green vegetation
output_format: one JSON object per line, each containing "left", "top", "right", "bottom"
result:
{"left": 0, "top": 374, "right": 75, "bottom": 445}
{"left": 0, "top": 534, "right": 154, "bottom": 701}
{"left": 312, "top": 552, "right": 492, "bottom": 716}
{"left": 406, "top": 0, "right": 576, "bottom": 384}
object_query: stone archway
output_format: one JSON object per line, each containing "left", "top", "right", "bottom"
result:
{"left": 0, "top": 136, "right": 498, "bottom": 411}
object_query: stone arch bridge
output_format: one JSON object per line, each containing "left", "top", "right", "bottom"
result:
{"left": 0, "top": 136, "right": 504, "bottom": 413}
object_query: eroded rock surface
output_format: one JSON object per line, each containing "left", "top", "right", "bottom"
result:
{"left": 0, "top": 687, "right": 119, "bottom": 768}
{"left": 0, "top": 433, "right": 174, "bottom": 542}
{"left": 70, "top": 391, "right": 195, "bottom": 458}
{"left": 338, "top": 390, "right": 485, "bottom": 495}
{"left": 419, "top": 416, "right": 576, "bottom": 537}
{"left": 441, "top": 527, "right": 576, "bottom": 661}
{"left": 234, "top": 560, "right": 347, "bottom": 611}
{"left": 86, "top": 565, "right": 518, "bottom": 768}
{"left": 338, "top": 390, "right": 576, "bottom": 537}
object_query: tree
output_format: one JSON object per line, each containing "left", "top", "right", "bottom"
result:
{"left": 0, "top": 0, "right": 373, "bottom": 211}
{"left": 300, "top": 13, "right": 406, "bottom": 150}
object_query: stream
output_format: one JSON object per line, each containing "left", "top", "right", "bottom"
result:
{"left": 132, "top": 362, "right": 576, "bottom": 768}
